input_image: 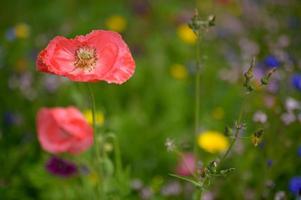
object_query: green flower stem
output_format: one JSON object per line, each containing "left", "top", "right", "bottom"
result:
{"left": 106, "top": 134, "right": 122, "bottom": 177}
{"left": 87, "top": 83, "right": 104, "bottom": 198}
{"left": 87, "top": 84, "right": 101, "bottom": 161}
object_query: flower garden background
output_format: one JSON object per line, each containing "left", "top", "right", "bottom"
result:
{"left": 1, "top": 0, "right": 301, "bottom": 199}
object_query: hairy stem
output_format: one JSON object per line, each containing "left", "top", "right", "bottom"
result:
{"left": 192, "top": 21, "right": 203, "bottom": 200}
{"left": 220, "top": 95, "right": 246, "bottom": 164}
{"left": 194, "top": 31, "right": 202, "bottom": 159}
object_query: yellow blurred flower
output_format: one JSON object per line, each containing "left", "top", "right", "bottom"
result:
{"left": 198, "top": 131, "right": 229, "bottom": 153}
{"left": 83, "top": 110, "right": 104, "bottom": 126}
{"left": 105, "top": 15, "right": 127, "bottom": 32}
{"left": 170, "top": 64, "right": 188, "bottom": 80}
{"left": 88, "top": 171, "right": 99, "bottom": 186}
{"left": 14, "top": 23, "right": 30, "bottom": 39}
{"left": 177, "top": 24, "right": 196, "bottom": 44}
{"left": 212, "top": 107, "right": 224, "bottom": 120}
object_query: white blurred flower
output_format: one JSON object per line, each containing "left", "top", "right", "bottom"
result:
{"left": 239, "top": 37, "right": 259, "bottom": 58}
{"left": 285, "top": 97, "right": 300, "bottom": 111}
{"left": 253, "top": 111, "right": 268, "bottom": 123}
{"left": 165, "top": 138, "right": 176, "bottom": 152}
{"left": 202, "top": 191, "right": 215, "bottom": 200}
{"left": 161, "top": 181, "right": 181, "bottom": 196}
{"left": 277, "top": 35, "right": 290, "bottom": 48}
{"left": 274, "top": 191, "right": 286, "bottom": 200}
{"left": 140, "top": 187, "right": 153, "bottom": 200}
{"left": 131, "top": 179, "right": 143, "bottom": 190}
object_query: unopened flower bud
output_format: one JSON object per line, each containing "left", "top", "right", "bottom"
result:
{"left": 252, "top": 129, "right": 264, "bottom": 146}
{"left": 208, "top": 15, "right": 216, "bottom": 26}
{"left": 244, "top": 57, "right": 255, "bottom": 80}
{"left": 261, "top": 68, "right": 277, "bottom": 85}
{"left": 220, "top": 168, "right": 235, "bottom": 176}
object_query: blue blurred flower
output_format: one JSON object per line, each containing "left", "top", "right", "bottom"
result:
{"left": 292, "top": 74, "right": 301, "bottom": 91}
{"left": 46, "top": 156, "right": 77, "bottom": 177}
{"left": 298, "top": 146, "right": 301, "bottom": 157}
{"left": 289, "top": 177, "right": 301, "bottom": 195}
{"left": 267, "top": 159, "right": 273, "bottom": 167}
{"left": 288, "top": 16, "right": 300, "bottom": 29}
{"left": 5, "top": 28, "right": 16, "bottom": 41}
{"left": 264, "top": 55, "right": 280, "bottom": 68}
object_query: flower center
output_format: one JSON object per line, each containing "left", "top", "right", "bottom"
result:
{"left": 74, "top": 47, "right": 97, "bottom": 71}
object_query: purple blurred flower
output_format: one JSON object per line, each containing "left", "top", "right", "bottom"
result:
{"left": 46, "top": 156, "right": 77, "bottom": 177}
{"left": 264, "top": 55, "right": 280, "bottom": 68}
{"left": 131, "top": 0, "right": 150, "bottom": 16}
{"left": 3, "top": 112, "right": 17, "bottom": 125}
{"left": 281, "top": 112, "right": 296, "bottom": 125}
{"left": 43, "top": 75, "right": 62, "bottom": 93}
{"left": 266, "top": 80, "right": 279, "bottom": 93}
{"left": 292, "top": 74, "right": 301, "bottom": 91}
{"left": 3, "top": 112, "right": 22, "bottom": 126}
{"left": 289, "top": 177, "right": 301, "bottom": 196}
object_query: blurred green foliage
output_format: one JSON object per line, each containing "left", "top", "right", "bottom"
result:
{"left": 0, "top": 0, "right": 301, "bottom": 199}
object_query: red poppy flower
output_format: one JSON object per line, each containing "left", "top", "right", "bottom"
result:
{"left": 36, "top": 30, "right": 135, "bottom": 84}
{"left": 36, "top": 107, "right": 93, "bottom": 154}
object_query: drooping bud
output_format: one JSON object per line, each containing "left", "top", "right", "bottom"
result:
{"left": 197, "top": 166, "right": 207, "bottom": 178}
{"left": 224, "top": 126, "right": 232, "bottom": 137}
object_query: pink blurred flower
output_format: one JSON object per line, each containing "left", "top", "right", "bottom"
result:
{"left": 36, "top": 30, "right": 135, "bottom": 84}
{"left": 36, "top": 107, "right": 93, "bottom": 154}
{"left": 176, "top": 153, "right": 196, "bottom": 176}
